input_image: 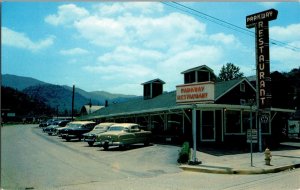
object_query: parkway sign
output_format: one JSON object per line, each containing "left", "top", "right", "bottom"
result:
{"left": 246, "top": 9, "right": 278, "bottom": 109}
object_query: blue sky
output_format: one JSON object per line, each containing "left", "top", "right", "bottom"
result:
{"left": 2, "top": 2, "right": 300, "bottom": 95}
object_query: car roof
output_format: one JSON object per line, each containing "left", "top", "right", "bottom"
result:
{"left": 95, "top": 122, "right": 116, "bottom": 127}
{"left": 110, "top": 123, "right": 139, "bottom": 128}
{"left": 69, "top": 121, "right": 95, "bottom": 124}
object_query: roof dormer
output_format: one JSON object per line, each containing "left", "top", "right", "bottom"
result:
{"left": 181, "top": 65, "right": 214, "bottom": 84}
{"left": 141, "top": 78, "right": 165, "bottom": 100}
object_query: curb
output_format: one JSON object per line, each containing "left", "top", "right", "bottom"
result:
{"left": 179, "top": 163, "right": 300, "bottom": 175}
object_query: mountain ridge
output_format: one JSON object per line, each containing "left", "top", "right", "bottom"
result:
{"left": 2, "top": 74, "right": 137, "bottom": 113}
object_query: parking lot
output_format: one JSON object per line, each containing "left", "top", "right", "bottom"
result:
{"left": 2, "top": 124, "right": 300, "bottom": 190}
{"left": 1, "top": 124, "right": 181, "bottom": 189}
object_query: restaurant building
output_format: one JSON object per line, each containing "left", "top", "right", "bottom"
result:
{"left": 82, "top": 65, "right": 295, "bottom": 149}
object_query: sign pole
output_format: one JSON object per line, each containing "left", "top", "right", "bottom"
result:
{"left": 192, "top": 104, "right": 197, "bottom": 162}
{"left": 250, "top": 105, "right": 253, "bottom": 167}
{"left": 246, "top": 9, "right": 278, "bottom": 152}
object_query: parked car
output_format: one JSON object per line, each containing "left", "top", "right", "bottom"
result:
{"left": 43, "top": 120, "right": 70, "bottom": 135}
{"left": 60, "top": 121, "right": 96, "bottom": 141}
{"left": 95, "top": 123, "right": 152, "bottom": 150}
{"left": 39, "top": 119, "right": 57, "bottom": 128}
{"left": 83, "top": 122, "right": 115, "bottom": 146}
{"left": 55, "top": 125, "right": 70, "bottom": 137}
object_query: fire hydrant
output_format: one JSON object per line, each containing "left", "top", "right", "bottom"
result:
{"left": 264, "top": 148, "right": 272, "bottom": 165}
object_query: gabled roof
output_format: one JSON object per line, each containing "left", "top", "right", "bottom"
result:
{"left": 80, "top": 78, "right": 257, "bottom": 120}
{"left": 92, "top": 92, "right": 177, "bottom": 117}
{"left": 215, "top": 77, "right": 256, "bottom": 101}
{"left": 141, "top": 78, "right": 165, "bottom": 85}
{"left": 82, "top": 105, "right": 104, "bottom": 114}
{"left": 181, "top": 65, "right": 214, "bottom": 74}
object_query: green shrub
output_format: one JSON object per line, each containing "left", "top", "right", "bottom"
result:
{"left": 177, "top": 141, "right": 190, "bottom": 164}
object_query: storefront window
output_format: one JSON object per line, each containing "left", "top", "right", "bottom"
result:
{"left": 261, "top": 114, "right": 271, "bottom": 134}
{"left": 167, "top": 114, "right": 183, "bottom": 136}
{"left": 201, "top": 111, "right": 215, "bottom": 140}
{"left": 151, "top": 115, "right": 164, "bottom": 135}
{"left": 242, "top": 111, "right": 257, "bottom": 133}
{"left": 225, "top": 110, "right": 241, "bottom": 133}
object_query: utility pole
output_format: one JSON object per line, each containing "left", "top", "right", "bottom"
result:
{"left": 89, "top": 98, "right": 92, "bottom": 115}
{"left": 71, "top": 85, "right": 75, "bottom": 120}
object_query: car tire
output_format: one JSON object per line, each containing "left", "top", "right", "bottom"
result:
{"left": 48, "top": 133, "right": 52, "bottom": 136}
{"left": 88, "top": 142, "right": 94, "bottom": 147}
{"left": 66, "top": 137, "right": 71, "bottom": 142}
{"left": 103, "top": 143, "right": 109, "bottom": 151}
{"left": 144, "top": 140, "right": 150, "bottom": 146}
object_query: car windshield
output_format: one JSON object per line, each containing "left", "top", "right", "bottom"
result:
{"left": 108, "top": 126, "right": 125, "bottom": 131}
{"left": 67, "top": 123, "right": 83, "bottom": 128}
{"left": 94, "top": 126, "right": 107, "bottom": 130}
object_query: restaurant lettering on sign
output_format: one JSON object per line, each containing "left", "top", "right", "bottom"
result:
{"left": 246, "top": 9, "right": 278, "bottom": 109}
{"left": 176, "top": 82, "right": 214, "bottom": 104}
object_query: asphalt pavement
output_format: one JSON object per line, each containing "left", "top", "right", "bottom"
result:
{"left": 180, "top": 142, "right": 300, "bottom": 174}
{"left": 1, "top": 125, "right": 300, "bottom": 190}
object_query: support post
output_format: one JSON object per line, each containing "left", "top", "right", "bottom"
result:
{"left": 192, "top": 106, "right": 197, "bottom": 162}
{"left": 71, "top": 85, "right": 75, "bottom": 121}
{"left": 250, "top": 105, "right": 253, "bottom": 167}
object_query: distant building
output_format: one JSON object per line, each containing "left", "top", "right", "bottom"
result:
{"left": 80, "top": 105, "right": 104, "bottom": 116}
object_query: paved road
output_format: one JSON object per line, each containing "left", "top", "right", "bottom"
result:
{"left": 1, "top": 124, "right": 180, "bottom": 189}
{"left": 1, "top": 125, "right": 300, "bottom": 190}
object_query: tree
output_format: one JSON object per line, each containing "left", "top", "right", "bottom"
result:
{"left": 218, "top": 63, "right": 244, "bottom": 81}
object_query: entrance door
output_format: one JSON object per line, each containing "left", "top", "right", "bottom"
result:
{"left": 201, "top": 110, "right": 215, "bottom": 141}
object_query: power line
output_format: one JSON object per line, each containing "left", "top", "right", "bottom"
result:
{"left": 162, "top": 2, "right": 300, "bottom": 52}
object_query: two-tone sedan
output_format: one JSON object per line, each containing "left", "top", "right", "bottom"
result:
{"left": 95, "top": 123, "right": 152, "bottom": 150}
{"left": 83, "top": 122, "right": 115, "bottom": 146}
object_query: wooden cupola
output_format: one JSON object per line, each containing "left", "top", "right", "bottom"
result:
{"left": 141, "top": 78, "right": 165, "bottom": 100}
{"left": 181, "top": 65, "right": 214, "bottom": 84}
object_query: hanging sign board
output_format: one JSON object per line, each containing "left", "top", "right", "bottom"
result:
{"left": 247, "top": 129, "right": 258, "bottom": 143}
{"left": 246, "top": 9, "right": 278, "bottom": 109}
{"left": 176, "top": 82, "right": 214, "bottom": 104}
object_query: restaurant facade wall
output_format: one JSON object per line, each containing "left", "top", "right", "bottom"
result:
{"left": 83, "top": 65, "right": 295, "bottom": 149}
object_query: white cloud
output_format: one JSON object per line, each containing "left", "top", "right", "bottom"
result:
{"left": 160, "top": 45, "right": 224, "bottom": 90}
{"left": 269, "top": 23, "right": 300, "bottom": 72}
{"left": 271, "top": 42, "right": 300, "bottom": 72}
{"left": 74, "top": 16, "right": 127, "bottom": 47}
{"left": 60, "top": 48, "right": 89, "bottom": 56}
{"left": 259, "top": 2, "right": 280, "bottom": 8}
{"left": 209, "top": 33, "right": 238, "bottom": 45}
{"left": 73, "top": 12, "right": 206, "bottom": 49}
{"left": 84, "top": 64, "right": 156, "bottom": 79}
{"left": 45, "top": 4, "right": 89, "bottom": 26}
{"left": 270, "top": 24, "right": 300, "bottom": 42}
{"left": 98, "top": 46, "right": 164, "bottom": 65}
{"left": 43, "top": 3, "right": 256, "bottom": 94}
{"left": 94, "top": 2, "right": 164, "bottom": 16}
{"left": 2, "top": 27, "right": 54, "bottom": 52}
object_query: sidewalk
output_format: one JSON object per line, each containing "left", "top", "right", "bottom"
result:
{"left": 180, "top": 142, "right": 300, "bottom": 174}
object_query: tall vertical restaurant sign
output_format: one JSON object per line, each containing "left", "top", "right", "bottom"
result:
{"left": 176, "top": 82, "right": 215, "bottom": 104}
{"left": 246, "top": 9, "right": 278, "bottom": 109}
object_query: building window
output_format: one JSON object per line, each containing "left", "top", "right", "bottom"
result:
{"left": 240, "top": 83, "right": 245, "bottom": 92}
{"left": 184, "top": 71, "right": 196, "bottom": 84}
{"left": 225, "top": 110, "right": 242, "bottom": 134}
{"left": 240, "top": 99, "right": 246, "bottom": 105}
{"left": 261, "top": 114, "right": 271, "bottom": 134}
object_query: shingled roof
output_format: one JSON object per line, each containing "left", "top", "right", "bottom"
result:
{"left": 215, "top": 77, "right": 255, "bottom": 100}
{"left": 80, "top": 77, "right": 255, "bottom": 120}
